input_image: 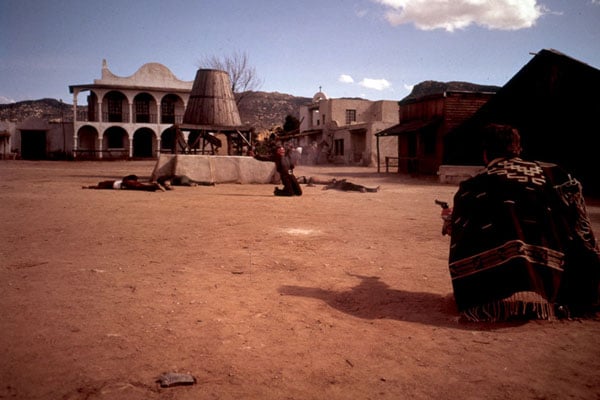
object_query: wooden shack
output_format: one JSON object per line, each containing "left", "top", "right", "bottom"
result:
{"left": 443, "top": 49, "right": 600, "bottom": 194}
{"left": 376, "top": 87, "right": 496, "bottom": 174}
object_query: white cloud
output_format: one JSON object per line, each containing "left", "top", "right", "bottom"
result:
{"left": 338, "top": 74, "right": 355, "bottom": 83}
{"left": 374, "top": 0, "right": 544, "bottom": 32}
{"left": 0, "top": 96, "right": 15, "bottom": 104}
{"left": 403, "top": 83, "right": 414, "bottom": 93}
{"left": 359, "top": 78, "right": 392, "bottom": 91}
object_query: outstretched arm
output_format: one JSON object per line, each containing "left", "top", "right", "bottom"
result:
{"left": 254, "top": 154, "right": 274, "bottom": 162}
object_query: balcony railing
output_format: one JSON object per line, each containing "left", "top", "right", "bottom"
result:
{"left": 102, "top": 112, "right": 130, "bottom": 123}
{"left": 133, "top": 113, "right": 157, "bottom": 123}
{"left": 75, "top": 111, "right": 184, "bottom": 124}
{"left": 76, "top": 110, "right": 94, "bottom": 122}
{"left": 161, "top": 114, "right": 184, "bottom": 124}
{"left": 73, "top": 149, "right": 130, "bottom": 159}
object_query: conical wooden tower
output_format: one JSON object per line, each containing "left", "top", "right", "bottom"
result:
{"left": 183, "top": 69, "right": 242, "bottom": 128}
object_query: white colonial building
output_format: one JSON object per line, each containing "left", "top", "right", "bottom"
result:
{"left": 69, "top": 60, "right": 193, "bottom": 159}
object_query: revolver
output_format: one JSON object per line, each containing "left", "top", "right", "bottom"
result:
{"left": 434, "top": 199, "right": 449, "bottom": 209}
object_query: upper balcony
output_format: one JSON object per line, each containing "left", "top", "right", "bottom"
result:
{"left": 75, "top": 111, "right": 185, "bottom": 124}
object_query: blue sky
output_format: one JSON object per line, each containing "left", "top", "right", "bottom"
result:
{"left": 1, "top": 0, "right": 599, "bottom": 104}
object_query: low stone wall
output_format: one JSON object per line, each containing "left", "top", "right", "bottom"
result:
{"left": 437, "top": 165, "right": 484, "bottom": 185}
{"left": 151, "top": 154, "right": 277, "bottom": 184}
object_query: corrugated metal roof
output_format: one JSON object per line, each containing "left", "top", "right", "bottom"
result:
{"left": 376, "top": 118, "right": 441, "bottom": 137}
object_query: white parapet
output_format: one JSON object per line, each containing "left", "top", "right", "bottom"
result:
{"left": 151, "top": 154, "right": 278, "bottom": 184}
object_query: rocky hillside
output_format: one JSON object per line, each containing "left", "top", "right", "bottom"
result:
{"left": 402, "top": 81, "right": 500, "bottom": 101}
{"left": 0, "top": 98, "right": 79, "bottom": 122}
{"left": 237, "top": 91, "right": 311, "bottom": 131}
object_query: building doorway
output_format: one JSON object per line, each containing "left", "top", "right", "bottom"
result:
{"left": 407, "top": 132, "right": 418, "bottom": 173}
{"left": 350, "top": 130, "right": 366, "bottom": 164}
{"left": 133, "top": 128, "right": 155, "bottom": 158}
{"left": 20, "top": 130, "right": 47, "bottom": 159}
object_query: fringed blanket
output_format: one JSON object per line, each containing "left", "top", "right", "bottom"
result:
{"left": 449, "top": 157, "right": 600, "bottom": 321}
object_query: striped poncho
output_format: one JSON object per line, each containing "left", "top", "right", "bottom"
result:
{"left": 448, "top": 157, "right": 600, "bottom": 321}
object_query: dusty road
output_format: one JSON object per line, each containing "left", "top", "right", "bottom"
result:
{"left": 1, "top": 160, "right": 599, "bottom": 400}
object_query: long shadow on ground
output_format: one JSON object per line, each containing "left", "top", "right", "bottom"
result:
{"left": 279, "top": 273, "right": 527, "bottom": 331}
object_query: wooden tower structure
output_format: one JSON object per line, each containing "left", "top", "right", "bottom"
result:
{"left": 175, "top": 69, "right": 251, "bottom": 155}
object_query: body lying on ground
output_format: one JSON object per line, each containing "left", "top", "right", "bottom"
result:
{"left": 297, "top": 176, "right": 380, "bottom": 193}
{"left": 155, "top": 175, "right": 215, "bottom": 190}
{"left": 82, "top": 175, "right": 165, "bottom": 191}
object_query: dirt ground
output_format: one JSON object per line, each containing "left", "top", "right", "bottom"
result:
{"left": 1, "top": 160, "right": 599, "bottom": 400}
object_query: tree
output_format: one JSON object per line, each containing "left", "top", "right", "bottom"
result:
{"left": 198, "top": 51, "right": 263, "bottom": 105}
{"left": 282, "top": 114, "right": 300, "bottom": 133}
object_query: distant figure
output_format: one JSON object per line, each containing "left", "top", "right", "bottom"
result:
{"left": 83, "top": 175, "right": 165, "bottom": 191}
{"left": 317, "top": 141, "right": 330, "bottom": 164}
{"left": 254, "top": 145, "right": 302, "bottom": 196}
{"left": 308, "top": 141, "right": 319, "bottom": 165}
{"left": 291, "top": 146, "right": 302, "bottom": 165}
{"left": 443, "top": 123, "right": 600, "bottom": 321}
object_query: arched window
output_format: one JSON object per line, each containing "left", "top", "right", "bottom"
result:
{"left": 161, "top": 95, "right": 178, "bottom": 124}
{"left": 105, "top": 92, "right": 127, "bottom": 122}
{"left": 134, "top": 93, "right": 154, "bottom": 123}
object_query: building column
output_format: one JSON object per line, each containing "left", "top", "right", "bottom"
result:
{"left": 128, "top": 133, "right": 133, "bottom": 158}
{"left": 72, "top": 93, "right": 78, "bottom": 122}
{"left": 72, "top": 94, "right": 78, "bottom": 158}
{"left": 73, "top": 133, "right": 79, "bottom": 158}
{"left": 98, "top": 100, "right": 103, "bottom": 122}
{"left": 156, "top": 101, "right": 162, "bottom": 157}
{"left": 183, "top": 131, "right": 190, "bottom": 152}
{"left": 98, "top": 133, "right": 103, "bottom": 159}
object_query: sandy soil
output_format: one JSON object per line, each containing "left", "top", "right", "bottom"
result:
{"left": 1, "top": 160, "right": 599, "bottom": 400}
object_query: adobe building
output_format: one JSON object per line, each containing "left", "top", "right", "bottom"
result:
{"left": 0, "top": 120, "right": 16, "bottom": 159}
{"left": 0, "top": 117, "right": 73, "bottom": 160}
{"left": 295, "top": 91, "right": 399, "bottom": 166}
{"left": 69, "top": 60, "right": 193, "bottom": 159}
